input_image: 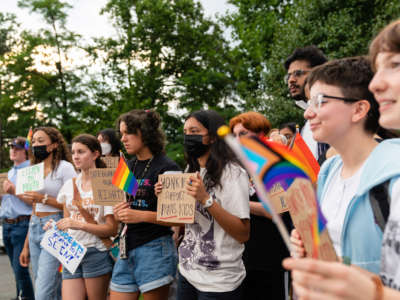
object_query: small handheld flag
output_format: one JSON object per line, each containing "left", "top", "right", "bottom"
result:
{"left": 311, "top": 202, "right": 327, "bottom": 258}
{"left": 25, "top": 127, "right": 33, "bottom": 150}
{"left": 112, "top": 157, "right": 139, "bottom": 196}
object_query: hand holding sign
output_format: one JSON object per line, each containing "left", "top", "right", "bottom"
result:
{"left": 41, "top": 221, "right": 87, "bottom": 274}
{"left": 16, "top": 162, "right": 44, "bottom": 195}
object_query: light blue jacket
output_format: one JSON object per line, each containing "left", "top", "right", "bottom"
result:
{"left": 317, "top": 139, "right": 400, "bottom": 274}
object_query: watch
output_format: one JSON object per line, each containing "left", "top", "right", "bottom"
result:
{"left": 203, "top": 195, "right": 214, "bottom": 209}
{"left": 42, "top": 194, "right": 49, "bottom": 204}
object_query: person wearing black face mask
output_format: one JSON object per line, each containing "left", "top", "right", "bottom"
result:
{"left": 12, "top": 127, "right": 77, "bottom": 300}
{"left": 156, "top": 110, "right": 250, "bottom": 300}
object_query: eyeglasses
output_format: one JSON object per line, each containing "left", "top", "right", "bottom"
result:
{"left": 284, "top": 69, "right": 310, "bottom": 83}
{"left": 307, "top": 93, "right": 361, "bottom": 112}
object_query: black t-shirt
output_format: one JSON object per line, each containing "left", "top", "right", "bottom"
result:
{"left": 126, "top": 153, "right": 181, "bottom": 251}
{"left": 243, "top": 193, "right": 292, "bottom": 271}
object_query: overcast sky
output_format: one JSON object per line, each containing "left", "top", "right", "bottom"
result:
{"left": 0, "top": 0, "right": 234, "bottom": 39}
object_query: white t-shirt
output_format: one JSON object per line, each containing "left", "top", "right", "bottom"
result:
{"left": 301, "top": 121, "right": 318, "bottom": 160}
{"left": 35, "top": 160, "right": 77, "bottom": 213}
{"left": 321, "top": 163, "right": 364, "bottom": 257}
{"left": 178, "top": 163, "right": 250, "bottom": 292}
{"left": 57, "top": 174, "right": 113, "bottom": 251}
{"left": 380, "top": 179, "right": 400, "bottom": 290}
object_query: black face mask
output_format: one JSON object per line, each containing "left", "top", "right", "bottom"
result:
{"left": 32, "top": 145, "right": 51, "bottom": 161}
{"left": 183, "top": 134, "right": 209, "bottom": 159}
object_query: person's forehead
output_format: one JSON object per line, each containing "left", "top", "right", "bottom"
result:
{"left": 288, "top": 60, "right": 311, "bottom": 72}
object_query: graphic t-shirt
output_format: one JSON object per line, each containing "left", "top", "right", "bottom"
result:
{"left": 178, "top": 163, "right": 250, "bottom": 292}
{"left": 380, "top": 179, "right": 400, "bottom": 290}
{"left": 125, "top": 153, "right": 181, "bottom": 251}
{"left": 57, "top": 174, "right": 113, "bottom": 251}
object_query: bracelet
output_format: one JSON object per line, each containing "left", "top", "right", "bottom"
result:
{"left": 42, "top": 194, "right": 49, "bottom": 204}
{"left": 371, "top": 275, "right": 383, "bottom": 300}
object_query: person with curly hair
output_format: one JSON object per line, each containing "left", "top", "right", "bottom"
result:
{"left": 110, "top": 109, "right": 181, "bottom": 300}
{"left": 7, "top": 127, "right": 78, "bottom": 300}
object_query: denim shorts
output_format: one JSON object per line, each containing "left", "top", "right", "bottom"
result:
{"left": 110, "top": 235, "right": 177, "bottom": 293}
{"left": 62, "top": 247, "right": 113, "bottom": 279}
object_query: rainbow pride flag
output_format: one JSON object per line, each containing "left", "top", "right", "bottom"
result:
{"left": 24, "top": 127, "right": 33, "bottom": 150}
{"left": 290, "top": 133, "right": 320, "bottom": 183}
{"left": 311, "top": 202, "right": 327, "bottom": 258}
{"left": 112, "top": 157, "right": 139, "bottom": 196}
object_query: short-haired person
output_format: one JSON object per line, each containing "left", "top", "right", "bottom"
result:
{"left": 284, "top": 45, "right": 329, "bottom": 162}
{"left": 16, "top": 127, "right": 77, "bottom": 300}
{"left": 97, "top": 128, "right": 122, "bottom": 156}
{"left": 55, "top": 134, "right": 118, "bottom": 300}
{"left": 1, "top": 137, "right": 34, "bottom": 299}
{"left": 283, "top": 19, "right": 400, "bottom": 300}
{"left": 289, "top": 56, "right": 400, "bottom": 274}
{"left": 279, "top": 122, "right": 297, "bottom": 146}
{"left": 156, "top": 110, "right": 250, "bottom": 300}
{"left": 229, "top": 112, "right": 291, "bottom": 300}
{"left": 110, "top": 109, "right": 181, "bottom": 300}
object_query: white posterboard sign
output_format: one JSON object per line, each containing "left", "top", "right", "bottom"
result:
{"left": 16, "top": 162, "right": 44, "bottom": 195}
{"left": 41, "top": 223, "right": 87, "bottom": 274}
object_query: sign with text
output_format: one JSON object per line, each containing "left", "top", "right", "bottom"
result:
{"left": 157, "top": 173, "right": 196, "bottom": 224}
{"left": 16, "top": 162, "right": 44, "bottom": 195}
{"left": 286, "top": 178, "right": 337, "bottom": 261}
{"left": 90, "top": 168, "right": 126, "bottom": 205}
{"left": 0, "top": 173, "right": 8, "bottom": 195}
{"left": 101, "top": 156, "right": 119, "bottom": 168}
{"left": 41, "top": 224, "right": 87, "bottom": 274}
{"left": 267, "top": 182, "right": 289, "bottom": 214}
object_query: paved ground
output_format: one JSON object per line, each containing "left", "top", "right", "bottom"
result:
{"left": 0, "top": 250, "right": 18, "bottom": 300}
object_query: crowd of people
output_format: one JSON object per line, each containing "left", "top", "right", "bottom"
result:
{"left": 2, "top": 18, "right": 400, "bottom": 300}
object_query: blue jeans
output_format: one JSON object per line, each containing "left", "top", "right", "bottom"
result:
{"left": 3, "top": 218, "right": 35, "bottom": 300}
{"left": 29, "top": 213, "right": 63, "bottom": 300}
{"left": 110, "top": 235, "right": 177, "bottom": 293}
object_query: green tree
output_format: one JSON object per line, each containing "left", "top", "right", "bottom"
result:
{"left": 87, "top": 0, "right": 235, "bottom": 164}
{"left": 16, "top": 0, "right": 89, "bottom": 142}
{"left": 225, "top": 0, "right": 400, "bottom": 127}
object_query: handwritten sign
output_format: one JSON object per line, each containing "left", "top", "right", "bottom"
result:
{"left": 157, "top": 173, "right": 196, "bottom": 224}
{"left": 286, "top": 178, "right": 337, "bottom": 261}
{"left": 0, "top": 173, "right": 8, "bottom": 195}
{"left": 267, "top": 182, "right": 289, "bottom": 213}
{"left": 101, "top": 156, "right": 119, "bottom": 168}
{"left": 16, "top": 162, "right": 44, "bottom": 195}
{"left": 41, "top": 224, "right": 87, "bottom": 274}
{"left": 90, "top": 168, "right": 126, "bottom": 205}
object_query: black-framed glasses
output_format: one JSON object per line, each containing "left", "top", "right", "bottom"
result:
{"left": 308, "top": 93, "right": 361, "bottom": 112}
{"left": 284, "top": 69, "right": 310, "bottom": 83}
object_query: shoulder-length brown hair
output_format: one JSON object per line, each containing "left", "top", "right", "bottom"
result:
{"left": 369, "top": 19, "right": 400, "bottom": 71}
{"left": 72, "top": 134, "right": 106, "bottom": 169}
{"left": 29, "top": 127, "right": 72, "bottom": 172}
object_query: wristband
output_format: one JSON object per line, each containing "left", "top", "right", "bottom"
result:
{"left": 42, "top": 194, "right": 49, "bottom": 204}
{"left": 371, "top": 275, "right": 383, "bottom": 300}
{"left": 203, "top": 195, "right": 214, "bottom": 209}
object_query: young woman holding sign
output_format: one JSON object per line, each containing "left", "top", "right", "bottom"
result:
{"left": 155, "top": 110, "right": 250, "bottom": 300}
{"left": 52, "top": 134, "right": 118, "bottom": 300}
{"left": 15, "top": 127, "right": 77, "bottom": 300}
{"left": 110, "top": 109, "right": 181, "bottom": 300}
{"left": 283, "top": 19, "right": 400, "bottom": 300}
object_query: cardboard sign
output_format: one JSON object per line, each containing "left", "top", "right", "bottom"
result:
{"left": 41, "top": 224, "right": 87, "bottom": 274}
{"left": 90, "top": 168, "right": 126, "bottom": 205}
{"left": 157, "top": 173, "right": 196, "bottom": 224}
{"left": 268, "top": 182, "right": 289, "bottom": 213}
{"left": 16, "top": 162, "right": 44, "bottom": 195}
{"left": 286, "top": 178, "right": 337, "bottom": 261}
{"left": 101, "top": 156, "right": 119, "bottom": 168}
{"left": 0, "top": 173, "right": 8, "bottom": 195}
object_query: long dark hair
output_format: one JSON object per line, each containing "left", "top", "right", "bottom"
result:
{"left": 97, "top": 128, "right": 122, "bottom": 156}
{"left": 72, "top": 134, "right": 106, "bottom": 169}
{"left": 117, "top": 109, "right": 165, "bottom": 156}
{"left": 30, "top": 127, "right": 72, "bottom": 172}
{"left": 185, "top": 110, "right": 240, "bottom": 191}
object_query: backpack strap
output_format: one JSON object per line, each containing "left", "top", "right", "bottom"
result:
{"left": 369, "top": 179, "right": 391, "bottom": 232}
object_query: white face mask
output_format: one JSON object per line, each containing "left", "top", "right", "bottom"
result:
{"left": 100, "top": 143, "right": 112, "bottom": 155}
